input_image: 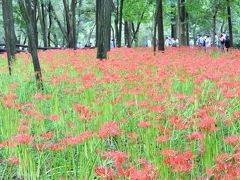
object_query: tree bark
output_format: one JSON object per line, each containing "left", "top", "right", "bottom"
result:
{"left": 170, "top": 2, "right": 177, "bottom": 39}
{"left": 63, "top": 0, "right": 77, "bottom": 49}
{"left": 157, "top": 0, "right": 164, "bottom": 51}
{"left": 178, "top": 0, "right": 187, "bottom": 46}
{"left": 124, "top": 21, "right": 131, "bottom": 47}
{"left": 96, "top": 0, "right": 112, "bottom": 59}
{"left": 48, "top": 1, "right": 53, "bottom": 47}
{"left": 19, "top": 0, "right": 44, "bottom": 90}
{"left": 38, "top": 0, "right": 48, "bottom": 47}
{"left": 227, "top": 0, "right": 233, "bottom": 46}
{"left": 117, "top": 0, "right": 124, "bottom": 47}
{"left": 153, "top": 11, "right": 157, "bottom": 54}
{"left": 2, "top": 0, "right": 16, "bottom": 75}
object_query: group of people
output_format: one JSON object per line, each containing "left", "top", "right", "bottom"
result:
{"left": 196, "top": 32, "right": 231, "bottom": 51}
{"left": 165, "top": 37, "right": 179, "bottom": 47}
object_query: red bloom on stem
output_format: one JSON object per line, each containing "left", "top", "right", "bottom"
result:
{"left": 162, "top": 150, "right": 193, "bottom": 172}
{"left": 137, "top": 121, "right": 150, "bottom": 128}
{"left": 197, "top": 116, "right": 219, "bottom": 132}
{"left": 98, "top": 121, "right": 122, "bottom": 138}
{"left": 14, "top": 134, "right": 32, "bottom": 144}
{"left": 95, "top": 166, "right": 114, "bottom": 179}
{"left": 185, "top": 131, "right": 205, "bottom": 141}
{"left": 3, "top": 156, "right": 20, "bottom": 165}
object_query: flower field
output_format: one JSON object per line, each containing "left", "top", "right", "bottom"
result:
{"left": 0, "top": 48, "right": 239, "bottom": 179}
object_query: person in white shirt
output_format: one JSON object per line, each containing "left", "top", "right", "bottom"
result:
{"left": 165, "top": 37, "right": 170, "bottom": 47}
{"left": 205, "top": 35, "right": 211, "bottom": 51}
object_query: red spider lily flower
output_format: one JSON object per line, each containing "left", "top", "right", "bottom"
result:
{"left": 46, "top": 143, "right": 66, "bottom": 151}
{"left": 148, "top": 105, "right": 165, "bottom": 113}
{"left": 73, "top": 104, "right": 93, "bottom": 122}
{"left": 19, "top": 119, "right": 29, "bottom": 125}
{"left": 99, "top": 151, "right": 128, "bottom": 173}
{"left": 161, "top": 149, "right": 178, "bottom": 156}
{"left": 137, "top": 101, "right": 150, "bottom": 107}
{"left": 17, "top": 125, "right": 29, "bottom": 132}
{"left": 197, "top": 116, "right": 219, "bottom": 132}
{"left": 0, "top": 141, "right": 17, "bottom": 148}
{"left": 3, "top": 156, "right": 20, "bottom": 165}
{"left": 127, "top": 133, "right": 139, "bottom": 140}
{"left": 207, "top": 153, "right": 240, "bottom": 179}
{"left": 32, "top": 93, "right": 52, "bottom": 100}
{"left": 98, "top": 122, "right": 122, "bottom": 138}
{"left": 67, "top": 122, "right": 75, "bottom": 128}
{"left": 185, "top": 132, "right": 205, "bottom": 141}
{"left": 13, "top": 134, "right": 33, "bottom": 144}
{"left": 223, "top": 135, "right": 239, "bottom": 146}
{"left": 157, "top": 135, "right": 171, "bottom": 143}
{"left": 95, "top": 166, "right": 114, "bottom": 179}
{"left": 41, "top": 131, "right": 55, "bottom": 140}
{"left": 33, "top": 143, "right": 46, "bottom": 151}
{"left": 48, "top": 114, "right": 60, "bottom": 121}
{"left": 60, "top": 131, "right": 93, "bottom": 146}
{"left": 21, "top": 109, "right": 39, "bottom": 116}
{"left": 163, "top": 151, "right": 193, "bottom": 172}
{"left": 137, "top": 121, "right": 150, "bottom": 128}
{"left": 35, "top": 114, "right": 46, "bottom": 121}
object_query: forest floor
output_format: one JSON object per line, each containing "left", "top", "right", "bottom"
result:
{"left": 0, "top": 47, "right": 239, "bottom": 179}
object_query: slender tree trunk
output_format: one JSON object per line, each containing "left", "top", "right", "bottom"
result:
{"left": 32, "top": 0, "right": 38, "bottom": 47}
{"left": 220, "top": 20, "right": 225, "bottom": 33}
{"left": 63, "top": 0, "right": 77, "bottom": 49}
{"left": 111, "top": 26, "right": 115, "bottom": 48}
{"left": 227, "top": 0, "right": 233, "bottom": 46}
{"left": 96, "top": 0, "right": 100, "bottom": 47}
{"left": 157, "top": 0, "right": 164, "bottom": 51}
{"left": 38, "top": 0, "right": 48, "bottom": 47}
{"left": 96, "top": 0, "right": 111, "bottom": 59}
{"left": 117, "top": 0, "right": 124, "bottom": 47}
{"left": 114, "top": 0, "right": 119, "bottom": 46}
{"left": 212, "top": 14, "right": 217, "bottom": 47}
{"left": 193, "top": 25, "right": 196, "bottom": 46}
{"left": 186, "top": 12, "right": 189, "bottom": 46}
{"left": 124, "top": 21, "right": 131, "bottom": 48}
{"left": 19, "top": 0, "right": 44, "bottom": 90}
{"left": 48, "top": 1, "right": 53, "bottom": 47}
{"left": 170, "top": 2, "right": 177, "bottom": 39}
{"left": 178, "top": 0, "right": 187, "bottom": 46}
{"left": 153, "top": 11, "right": 157, "bottom": 54}
{"left": 2, "top": 0, "right": 16, "bottom": 75}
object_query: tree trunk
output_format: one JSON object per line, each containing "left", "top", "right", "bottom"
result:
{"left": 19, "top": 0, "right": 44, "bottom": 90}
{"left": 186, "top": 12, "right": 189, "bottom": 46}
{"left": 212, "top": 14, "right": 217, "bottom": 47}
{"left": 48, "top": 1, "right": 53, "bottom": 47}
{"left": 124, "top": 21, "right": 131, "bottom": 48}
{"left": 63, "top": 0, "right": 77, "bottom": 49}
{"left": 96, "top": 0, "right": 112, "bottom": 59}
{"left": 32, "top": 0, "right": 38, "bottom": 47}
{"left": 178, "top": 0, "right": 187, "bottom": 46}
{"left": 2, "top": 0, "right": 16, "bottom": 75}
{"left": 117, "top": 0, "right": 124, "bottom": 47}
{"left": 38, "top": 0, "right": 48, "bottom": 47}
{"left": 227, "top": 0, "right": 233, "bottom": 46}
{"left": 114, "top": 0, "right": 119, "bottom": 47}
{"left": 170, "top": 2, "right": 177, "bottom": 39}
{"left": 157, "top": 0, "right": 164, "bottom": 51}
{"left": 153, "top": 11, "right": 157, "bottom": 54}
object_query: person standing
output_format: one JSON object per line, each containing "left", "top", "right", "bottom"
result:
{"left": 225, "top": 36, "right": 231, "bottom": 52}
{"left": 220, "top": 33, "right": 225, "bottom": 52}
{"left": 214, "top": 33, "right": 219, "bottom": 47}
{"left": 165, "top": 37, "right": 170, "bottom": 47}
{"left": 205, "top": 35, "right": 211, "bottom": 51}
